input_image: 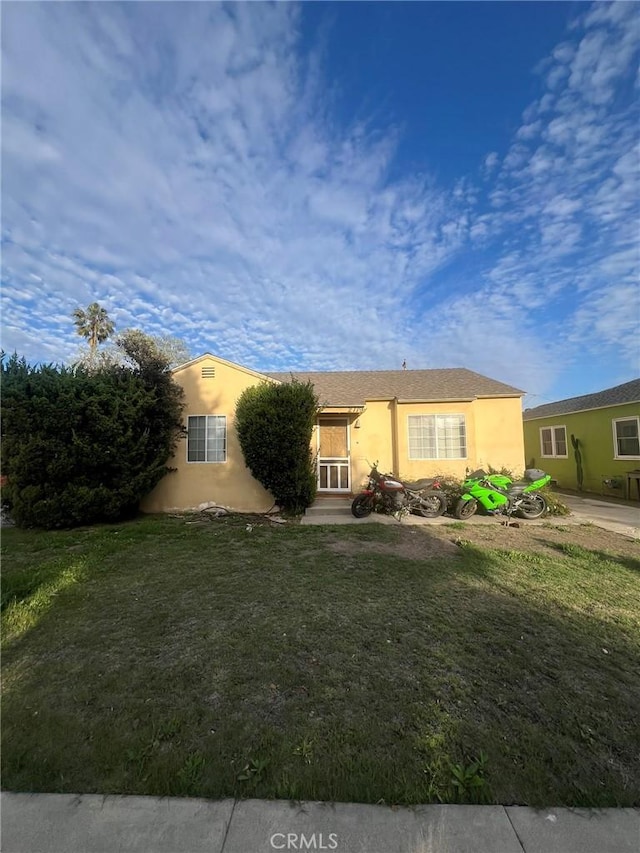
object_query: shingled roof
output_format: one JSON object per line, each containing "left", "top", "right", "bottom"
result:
{"left": 267, "top": 368, "right": 524, "bottom": 407}
{"left": 522, "top": 378, "right": 640, "bottom": 421}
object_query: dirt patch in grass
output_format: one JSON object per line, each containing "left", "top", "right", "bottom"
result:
{"left": 431, "top": 519, "right": 640, "bottom": 561}
{"left": 328, "top": 518, "right": 639, "bottom": 566}
{"left": 328, "top": 530, "right": 460, "bottom": 561}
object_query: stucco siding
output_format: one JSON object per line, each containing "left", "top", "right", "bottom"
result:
{"left": 347, "top": 400, "right": 395, "bottom": 489}
{"left": 351, "top": 398, "right": 525, "bottom": 483}
{"left": 473, "top": 397, "right": 526, "bottom": 475}
{"left": 140, "top": 355, "right": 276, "bottom": 513}
{"left": 523, "top": 401, "right": 640, "bottom": 495}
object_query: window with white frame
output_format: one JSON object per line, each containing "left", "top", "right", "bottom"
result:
{"left": 408, "top": 414, "right": 467, "bottom": 460}
{"left": 539, "top": 425, "right": 568, "bottom": 458}
{"left": 187, "top": 415, "right": 227, "bottom": 462}
{"left": 612, "top": 416, "right": 640, "bottom": 459}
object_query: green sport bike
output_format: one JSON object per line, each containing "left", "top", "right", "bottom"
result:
{"left": 454, "top": 468, "right": 551, "bottom": 520}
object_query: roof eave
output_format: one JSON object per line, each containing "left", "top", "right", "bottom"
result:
{"left": 396, "top": 397, "right": 476, "bottom": 404}
{"left": 523, "top": 399, "right": 640, "bottom": 420}
{"left": 475, "top": 392, "right": 525, "bottom": 399}
{"left": 319, "top": 405, "right": 366, "bottom": 413}
{"left": 172, "top": 352, "right": 280, "bottom": 383}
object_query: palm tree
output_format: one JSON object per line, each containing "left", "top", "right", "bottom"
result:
{"left": 72, "top": 302, "right": 115, "bottom": 356}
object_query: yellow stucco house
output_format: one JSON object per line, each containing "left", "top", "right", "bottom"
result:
{"left": 141, "top": 353, "right": 526, "bottom": 513}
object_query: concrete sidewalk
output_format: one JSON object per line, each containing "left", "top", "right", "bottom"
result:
{"left": 2, "top": 793, "right": 639, "bottom": 853}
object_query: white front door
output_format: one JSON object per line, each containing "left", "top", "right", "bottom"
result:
{"left": 317, "top": 419, "right": 350, "bottom": 491}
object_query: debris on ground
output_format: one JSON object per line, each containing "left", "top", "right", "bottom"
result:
{"left": 172, "top": 509, "right": 290, "bottom": 528}
{"left": 203, "top": 506, "right": 228, "bottom": 517}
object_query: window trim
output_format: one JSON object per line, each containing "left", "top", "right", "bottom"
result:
{"left": 612, "top": 416, "right": 640, "bottom": 460}
{"left": 186, "top": 414, "right": 227, "bottom": 464}
{"left": 407, "top": 413, "right": 467, "bottom": 461}
{"left": 539, "top": 424, "right": 568, "bottom": 459}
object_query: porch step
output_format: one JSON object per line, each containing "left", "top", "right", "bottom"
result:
{"left": 305, "top": 499, "right": 353, "bottom": 517}
{"left": 301, "top": 500, "right": 398, "bottom": 525}
{"left": 306, "top": 507, "right": 353, "bottom": 517}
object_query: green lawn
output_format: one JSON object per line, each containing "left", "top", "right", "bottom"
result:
{"left": 2, "top": 514, "right": 639, "bottom": 806}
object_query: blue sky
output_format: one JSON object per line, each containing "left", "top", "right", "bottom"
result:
{"left": 2, "top": 1, "right": 638, "bottom": 405}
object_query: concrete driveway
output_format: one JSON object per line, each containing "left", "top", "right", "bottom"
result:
{"left": 556, "top": 492, "right": 639, "bottom": 539}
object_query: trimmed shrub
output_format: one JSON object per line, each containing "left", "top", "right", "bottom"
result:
{"left": 1, "top": 351, "right": 184, "bottom": 528}
{"left": 235, "top": 379, "right": 319, "bottom": 514}
{"left": 540, "top": 487, "right": 571, "bottom": 516}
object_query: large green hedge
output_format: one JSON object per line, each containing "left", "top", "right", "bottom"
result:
{"left": 1, "top": 350, "right": 184, "bottom": 528}
{"left": 235, "top": 379, "right": 319, "bottom": 514}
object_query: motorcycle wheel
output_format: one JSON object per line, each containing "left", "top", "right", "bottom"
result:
{"left": 454, "top": 498, "right": 478, "bottom": 520}
{"left": 516, "top": 494, "right": 547, "bottom": 520}
{"left": 351, "top": 495, "right": 373, "bottom": 518}
{"left": 416, "top": 493, "right": 448, "bottom": 518}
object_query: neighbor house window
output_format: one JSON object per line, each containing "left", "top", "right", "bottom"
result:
{"left": 408, "top": 414, "right": 467, "bottom": 460}
{"left": 540, "top": 426, "right": 567, "bottom": 459}
{"left": 612, "top": 417, "right": 640, "bottom": 459}
{"left": 540, "top": 426, "right": 567, "bottom": 458}
{"left": 187, "top": 415, "right": 227, "bottom": 462}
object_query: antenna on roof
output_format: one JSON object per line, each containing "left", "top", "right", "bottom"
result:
{"left": 402, "top": 359, "right": 407, "bottom": 370}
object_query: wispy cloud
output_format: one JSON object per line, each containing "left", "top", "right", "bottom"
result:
{"left": 1, "top": 1, "right": 638, "bottom": 400}
{"left": 416, "top": 0, "right": 639, "bottom": 394}
{"left": 1, "top": 3, "right": 465, "bottom": 371}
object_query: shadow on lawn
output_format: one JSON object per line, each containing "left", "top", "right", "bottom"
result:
{"left": 1, "top": 558, "right": 77, "bottom": 611}
{"left": 1, "top": 528, "right": 639, "bottom": 808}
{"left": 1, "top": 556, "right": 91, "bottom": 650}
{"left": 531, "top": 539, "right": 640, "bottom": 574}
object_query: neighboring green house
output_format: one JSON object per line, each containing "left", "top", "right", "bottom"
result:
{"left": 522, "top": 379, "right": 640, "bottom": 499}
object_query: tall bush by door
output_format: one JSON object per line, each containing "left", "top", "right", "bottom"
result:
{"left": 235, "top": 379, "right": 319, "bottom": 514}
